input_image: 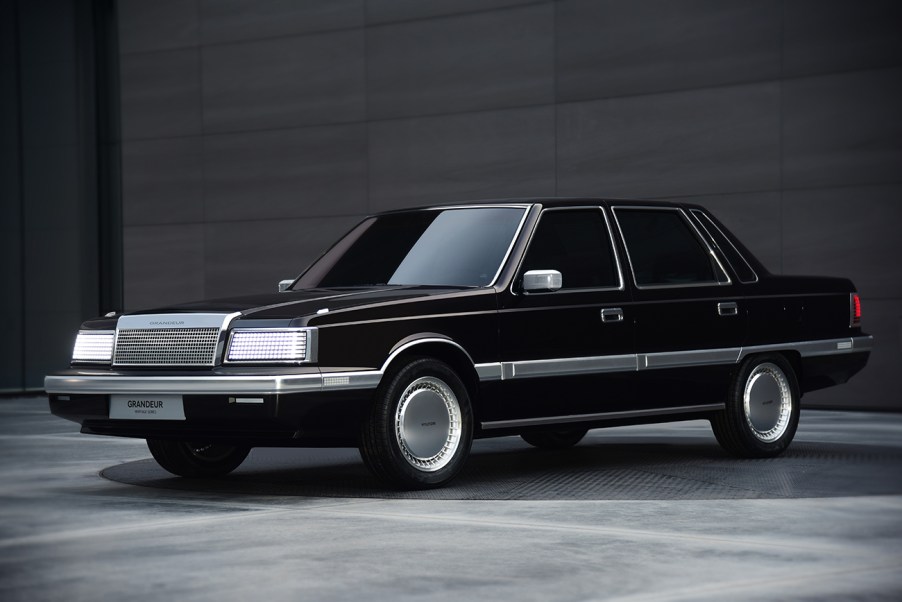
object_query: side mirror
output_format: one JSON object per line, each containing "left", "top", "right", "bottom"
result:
{"left": 522, "top": 270, "right": 562, "bottom": 293}
{"left": 278, "top": 279, "right": 294, "bottom": 292}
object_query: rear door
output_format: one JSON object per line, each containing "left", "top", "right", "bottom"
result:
{"left": 612, "top": 206, "right": 747, "bottom": 410}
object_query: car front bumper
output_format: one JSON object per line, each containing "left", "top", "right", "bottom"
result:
{"left": 44, "top": 367, "right": 381, "bottom": 446}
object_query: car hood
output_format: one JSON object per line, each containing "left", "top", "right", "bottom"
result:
{"left": 127, "top": 286, "right": 481, "bottom": 322}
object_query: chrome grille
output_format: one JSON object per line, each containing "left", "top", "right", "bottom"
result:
{"left": 113, "top": 328, "right": 221, "bottom": 366}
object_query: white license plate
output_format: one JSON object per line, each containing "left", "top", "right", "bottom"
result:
{"left": 110, "top": 395, "right": 185, "bottom": 420}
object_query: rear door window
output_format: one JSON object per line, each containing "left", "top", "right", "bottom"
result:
{"left": 614, "top": 208, "right": 729, "bottom": 288}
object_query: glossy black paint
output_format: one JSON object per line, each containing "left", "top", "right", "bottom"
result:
{"left": 47, "top": 198, "right": 871, "bottom": 445}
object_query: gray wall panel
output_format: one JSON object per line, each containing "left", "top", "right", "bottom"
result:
{"left": 201, "top": 30, "right": 365, "bottom": 133}
{"left": 204, "top": 216, "right": 360, "bottom": 299}
{"left": 782, "top": 185, "right": 902, "bottom": 299}
{"left": 369, "top": 107, "right": 555, "bottom": 210}
{"left": 120, "top": 48, "right": 201, "bottom": 140}
{"left": 782, "top": 68, "right": 902, "bottom": 189}
{"left": 203, "top": 124, "right": 367, "bottom": 221}
{"left": 118, "top": 0, "right": 199, "bottom": 54}
{"left": 23, "top": 145, "right": 80, "bottom": 230}
{"left": 19, "top": 0, "right": 75, "bottom": 62}
{"left": 123, "top": 224, "right": 206, "bottom": 310}
{"left": 556, "top": 0, "right": 781, "bottom": 102}
{"left": 201, "top": 0, "right": 364, "bottom": 44}
{"left": 365, "top": 0, "right": 538, "bottom": 24}
{"left": 108, "top": 0, "right": 902, "bottom": 408}
{"left": 20, "top": 59, "right": 77, "bottom": 148}
{"left": 366, "top": 4, "right": 554, "bottom": 119}
{"left": 122, "top": 137, "right": 204, "bottom": 226}
{"left": 783, "top": 0, "right": 902, "bottom": 77}
{"left": 22, "top": 226, "right": 82, "bottom": 312}
{"left": 558, "top": 83, "right": 781, "bottom": 198}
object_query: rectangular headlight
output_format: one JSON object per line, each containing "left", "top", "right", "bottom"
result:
{"left": 226, "top": 328, "right": 317, "bottom": 364}
{"left": 72, "top": 330, "right": 115, "bottom": 363}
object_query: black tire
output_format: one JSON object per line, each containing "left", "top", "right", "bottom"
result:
{"left": 711, "top": 354, "right": 800, "bottom": 458}
{"left": 360, "top": 358, "right": 473, "bottom": 490}
{"left": 146, "top": 439, "right": 250, "bottom": 478}
{"left": 521, "top": 428, "right": 589, "bottom": 450}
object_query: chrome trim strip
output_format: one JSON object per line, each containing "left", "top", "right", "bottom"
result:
{"left": 738, "top": 336, "right": 874, "bottom": 359}
{"left": 44, "top": 373, "right": 324, "bottom": 395}
{"left": 117, "top": 313, "right": 239, "bottom": 330}
{"left": 382, "top": 337, "right": 477, "bottom": 372}
{"left": 475, "top": 363, "right": 503, "bottom": 381}
{"left": 642, "top": 348, "right": 741, "bottom": 369}
{"left": 481, "top": 403, "right": 726, "bottom": 430}
{"left": 504, "top": 354, "right": 638, "bottom": 379}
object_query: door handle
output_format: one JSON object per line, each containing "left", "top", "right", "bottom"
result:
{"left": 601, "top": 308, "right": 624, "bottom": 323}
{"left": 718, "top": 301, "right": 738, "bottom": 317}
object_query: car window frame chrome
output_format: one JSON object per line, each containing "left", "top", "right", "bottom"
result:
{"left": 509, "top": 205, "right": 626, "bottom": 296}
{"left": 611, "top": 205, "right": 733, "bottom": 291}
{"left": 688, "top": 209, "right": 759, "bottom": 284}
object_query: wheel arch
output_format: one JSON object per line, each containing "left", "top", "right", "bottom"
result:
{"left": 739, "top": 349, "right": 803, "bottom": 391}
{"left": 379, "top": 335, "right": 482, "bottom": 412}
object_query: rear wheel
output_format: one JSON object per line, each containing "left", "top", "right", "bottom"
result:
{"left": 521, "top": 428, "right": 588, "bottom": 450}
{"left": 360, "top": 358, "right": 473, "bottom": 489}
{"left": 711, "top": 354, "right": 800, "bottom": 458}
{"left": 146, "top": 439, "right": 250, "bottom": 477}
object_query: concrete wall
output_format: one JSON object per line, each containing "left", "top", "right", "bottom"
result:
{"left": 114, "top": 0, "right": 900, "bottom": 408}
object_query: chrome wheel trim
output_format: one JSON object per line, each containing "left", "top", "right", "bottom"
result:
{"left": 743, "top": 362, "right": 792, "bottom": 443}
{"left": 395, "top": 376, "right": 462, "bottom": 472}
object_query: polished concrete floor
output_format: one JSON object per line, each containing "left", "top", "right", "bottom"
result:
{"left": 1, "top": 396, "right": 901, "bottom": 601}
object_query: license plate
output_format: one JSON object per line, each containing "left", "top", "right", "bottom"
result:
{"left": 110, "top": 395, "right": 185, "bottom": 420}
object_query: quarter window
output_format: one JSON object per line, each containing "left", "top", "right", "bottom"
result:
{"left": 615, "top": 208, "right": 728, "bottom": 287}
{"left": 520, "top": 209, "right": 620, "bottom": 290}
{"left": 690, "top": 210, "right": 758, "bottom": 283}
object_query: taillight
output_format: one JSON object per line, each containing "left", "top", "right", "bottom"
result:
{"left": 850, "top": 293, "right": 861, "bottom": 327}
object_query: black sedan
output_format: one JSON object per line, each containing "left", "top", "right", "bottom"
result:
{"left": 45, "top": 199, "right": 872, "bottom": 489}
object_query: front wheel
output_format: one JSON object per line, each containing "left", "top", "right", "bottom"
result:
{"left": 711, "top": 354, "right": 800, "bottom": 458}
{"left": 360, "top": 358, "right": 473, "bottom": 489}
{"left": 146, "top": 439, "right": 250, "bottom": 477}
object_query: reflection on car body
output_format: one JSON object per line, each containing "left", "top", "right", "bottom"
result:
{"left": 45, "top": 199, "right": 872, "bottom": 489}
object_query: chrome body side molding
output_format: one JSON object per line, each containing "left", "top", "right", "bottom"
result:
{"left": 44, "top": 336, "right": 873, "bottom": 395}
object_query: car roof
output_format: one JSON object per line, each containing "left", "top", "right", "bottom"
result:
{"left": 376, "top": 197, "right": 699, "bottom": 215}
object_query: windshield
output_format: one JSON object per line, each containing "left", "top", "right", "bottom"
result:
{"left": 295, "top": 207, "right": 527, "bottom": 288}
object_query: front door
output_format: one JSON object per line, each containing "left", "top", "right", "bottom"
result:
{"left": 495, "top": 207, "right": 635, "bottom": 424}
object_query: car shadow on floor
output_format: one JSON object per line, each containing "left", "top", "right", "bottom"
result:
{"left": 100, "top": 435, "right": 902, "bottom": 501}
